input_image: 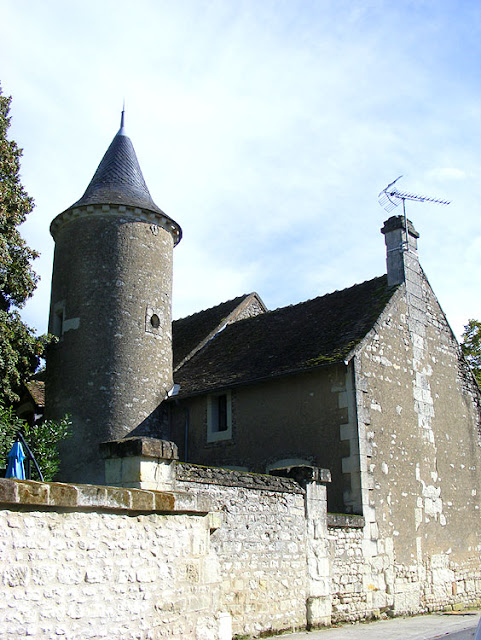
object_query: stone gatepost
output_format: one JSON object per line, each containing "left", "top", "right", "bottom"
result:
{"left": 302, "top": 468, "right": 333, "bottom": 628}
{"left": 99, "top": 437, "right": 178, "bottom": 491}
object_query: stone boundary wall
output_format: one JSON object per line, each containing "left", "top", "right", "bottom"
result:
{"left": 0, "top": 478, "right": 228, "bottom": 640}
{"left": 327, "top": 516, "right": 370, "bottom": 623}
{"left": 327, "top": 516, "right": 481, "bottom": 623}
{"left": 175, "top": 464, "right": 316, "bottom": 637}
{"left": 0, "top": 467, "right": 329, "bottom": 640}
{"left": 175, "top": 461, "right": 305, "bottom": 493}
{"left": 5, "top": 443, "right": 480, "bottom": 639}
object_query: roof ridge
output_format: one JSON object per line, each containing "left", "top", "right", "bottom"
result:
{"left": 266, "top": 274, "right": 390, "bottom": 317}
{"left": 173, "top": 293, "right": 254, "bottom": 323}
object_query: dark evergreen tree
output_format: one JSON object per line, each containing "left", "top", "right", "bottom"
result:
{"left": 0, "top": 84, "right": 47, "bottom": 404}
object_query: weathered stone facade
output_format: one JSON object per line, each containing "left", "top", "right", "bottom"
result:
{"left": 349, "top": 218, "right": 481, "bottom": 615}
{"left": 46, "top": 119, "right": 181, "bottom": 485}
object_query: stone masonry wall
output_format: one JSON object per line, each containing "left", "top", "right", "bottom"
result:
{"left": 353, "top": 274, "right": 481, "bottom": 617}
{"left": 0, "top": 479, "right": 227, "bottom": 640}
{"left": 0, "top": 464, "right": 330, "bottom": 640}
{"left": 174, "top": 463, "right": 311, "bottom": 637}
{"left": 327, "top": 516, "right": 370, "bottom": 623}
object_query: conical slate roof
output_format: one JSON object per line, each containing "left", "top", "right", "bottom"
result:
{"left": 68, "top": 113, "right": 171, "bottom": 217}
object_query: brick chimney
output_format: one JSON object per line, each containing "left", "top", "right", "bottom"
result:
{"left": 381, "top": 215, "right": 420, "bottom": 287}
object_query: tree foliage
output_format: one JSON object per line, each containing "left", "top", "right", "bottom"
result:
{"left": 0, "top": 84, "right": 70, "bottom": 480}
{"left": 0, "top": 83, "right": 47, "bottom": 403}
{"left": 0, "top": 404, "right": 71, "bottom": 481}
{"left": 461, "top": 319, "right": 481, "bottom": 388}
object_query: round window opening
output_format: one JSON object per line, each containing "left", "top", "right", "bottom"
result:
{"left": 150, "top": 314, "right": 160, "bottom": 329}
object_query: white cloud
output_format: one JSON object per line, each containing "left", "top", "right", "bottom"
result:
{"left": 1, "top": 0, "right": 480, "bottom": 339}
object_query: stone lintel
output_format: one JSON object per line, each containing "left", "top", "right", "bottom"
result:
{"left": 327, "top": 513, "right": 365, "bottom": 528}
{"left": 99, "top": 437, "right": 179, "bottom": 461}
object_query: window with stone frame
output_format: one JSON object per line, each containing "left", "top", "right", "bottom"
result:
{"left": 207, "top": 391, "right": 232, "bottom": 442}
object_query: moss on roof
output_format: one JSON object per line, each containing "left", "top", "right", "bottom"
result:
{"left": 173, "top": 275, "right": 397, "bottom": 396}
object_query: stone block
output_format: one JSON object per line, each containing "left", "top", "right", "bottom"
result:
{"left": 340, "top": 423, "right": 355, "bottom": 441}
{"left": 99, "top": 437, "right": 178, "bottom": 461}
{"left": 341, "top": 457, "right": 360, "bottom": 473}
{"left": 76, "top": 485, "right": 108, "bottom": 507}
{"left": 130, "top": 489, "right": 155, "bottom": 511}
{"left": 153, "top": 492, "right": 176, "bottom": 512}
{"left": 104, "top": 457, "right": 122, "bottom": 485}
{"left": 217, "top": 612, "right": 232, "bottom": 640}
{"left": 102, "top": 487, "right": 131, "bottom": 509}
{"left": 0, "top": 478, "right": 18, "bottom": 504}
{"left": 17, "top": 481, "right": 49, "bottom": 505}
{"left": 119, "top": 456, "right": 142, "bottom": 483}
{"left": 139, "top": 459, "right": 174, "bottom": 488}
{"left": 49, "top": 482, "right": 79, "bottom": 507}
{"left": 307, "top": 595, "right": 332, "bottom": 628}
{"left": 208, "top": 512, "right": 222, "bottom": 532}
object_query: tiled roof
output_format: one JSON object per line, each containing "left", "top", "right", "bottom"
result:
{"left": 173, "top": 275, "right": 396, "bottom": 396}
{"left": 25, "top": 381, "right": 45, "bottom": 407}
{"left": 65, "top": 119, "right": 181, "bottom": 239}
{"left": 173, "top": 294, "right": 255, "bottom": 370}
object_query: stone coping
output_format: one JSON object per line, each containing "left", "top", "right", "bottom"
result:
{"left": 176, "top": 462, "right": 306, "bottom": 494}
{"left": 327, "top": 513, "right": 365, "bottom": 528}
{"left": 99, "top": 437, "right": 179, "bottom": 461}
{"left": 0, "top": 478, "right": 197, "bottom": 514}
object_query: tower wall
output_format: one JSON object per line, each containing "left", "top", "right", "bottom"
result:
{"left": 46, "top": 205, "right": 175, "bottom": 484}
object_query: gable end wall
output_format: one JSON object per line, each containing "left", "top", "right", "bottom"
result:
{"left": 353, "top": 275, "right": 481, "bottom": 613}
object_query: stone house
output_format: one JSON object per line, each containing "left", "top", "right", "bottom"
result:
{"left": 42, "top": 114, "right": 481, "bottom": 627}
{"left": 168, "top": 217, "right": 481, "bottom": 504}
{"left": 166, "top": 213, "right": 481, "bottom": 608}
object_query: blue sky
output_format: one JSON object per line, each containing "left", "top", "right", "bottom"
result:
{"left": 1, "top": 0, "right": 480, "bottom": 338}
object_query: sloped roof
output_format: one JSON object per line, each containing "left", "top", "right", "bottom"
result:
{"left": 173, "top": 294, "right": 258, "bottom": 370}
{"left": 25, "top": 380, "right": 45, "bottom": 407}
{"left": 61, "top": 114, "right": 181, "bottom": 242}
{"left": 173, "top": 275, "right": 396, "bottom": 396}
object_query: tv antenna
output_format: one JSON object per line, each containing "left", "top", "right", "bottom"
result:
{"left": 378, "top": 175, "right": 450, "bottom": 249}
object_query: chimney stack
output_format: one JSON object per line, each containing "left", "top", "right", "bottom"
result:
{"left": 381, "top": 215, "right": 420, "bottom": 287}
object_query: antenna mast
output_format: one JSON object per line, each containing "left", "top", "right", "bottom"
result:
{"left": 378, "top": 176, "right": 450, "bottom": 250}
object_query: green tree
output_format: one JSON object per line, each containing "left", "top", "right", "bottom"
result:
{"left": 461, "top": 319, "right": 481, "bottom": 388}
{"left": 0, "top": 404, "right": 70, "bottom": 481}
{"left": 0, "top": 83, "right": 47, "bottom": 404}
{"left": 0, "top": 84, "right": 70, "bottom": 479}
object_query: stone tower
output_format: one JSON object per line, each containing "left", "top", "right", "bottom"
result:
{"left": 46, "top": 113, "right": 182, "bottom": 484}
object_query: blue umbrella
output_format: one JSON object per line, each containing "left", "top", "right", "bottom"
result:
{"left": 5, "top": 441, "right": 26, "bottom": 480}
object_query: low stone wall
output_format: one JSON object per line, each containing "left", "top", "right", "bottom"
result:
{"left": 0, "top": 478, "right": 227, "bottom": 640}
{"left": 4, "top": 438, "right": 481, "bottom": 639}
{"left": 176, "top": 463, "right": 310, "bottom": 637}
{"left": 398, "top": 555, "right": 481, "bottom": 615}
{"left": 328, "top": 515, "right": 481, "bottom": 622}
{"left": 0, "top": 464, "right": 330, "bottom": 640}
{"left": 102, "top": 438, "right": 333, "bottom": 635}
{"left": 328, "top": 515, "right": 369, "bottom": 623}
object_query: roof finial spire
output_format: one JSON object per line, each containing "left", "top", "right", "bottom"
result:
{"left": 118, "top": 100, "right": 126, "bottom": 136}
